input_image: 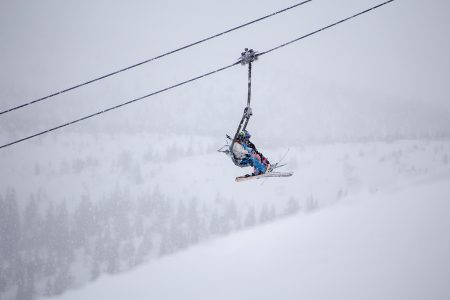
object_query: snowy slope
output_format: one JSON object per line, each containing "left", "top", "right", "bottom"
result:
{"left": 49, "top": 177, "right": 450, "bottom": 300}
{"left": 3, "top": 134, "right": 450, "bottom": 300}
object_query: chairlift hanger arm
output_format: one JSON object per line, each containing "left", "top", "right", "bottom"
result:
{"left": 228, "top": 48, "right": 258, "bottom": 166}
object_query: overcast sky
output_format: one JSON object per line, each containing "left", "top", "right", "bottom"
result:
{"left": 1, "top": 0, "right": 449, "bottom": 143}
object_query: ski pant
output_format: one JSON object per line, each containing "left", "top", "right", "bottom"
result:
{"left": 240, "top": 154, "right": 267, "bottom": 174}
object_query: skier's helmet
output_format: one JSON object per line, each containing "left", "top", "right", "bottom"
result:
{"left": 238, "top": 130, "right": 251, "bottom": 140}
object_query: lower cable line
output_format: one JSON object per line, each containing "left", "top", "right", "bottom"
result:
{"left": 0, "top": 62, "right": 240, "bottom": 150}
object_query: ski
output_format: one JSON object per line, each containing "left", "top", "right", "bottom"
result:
{"left": 235, "top": 171, "right": 293, "bottom": 182}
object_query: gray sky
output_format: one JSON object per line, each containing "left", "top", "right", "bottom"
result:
{"left": 1, "top": 0, "right": 449, "bottom": 144}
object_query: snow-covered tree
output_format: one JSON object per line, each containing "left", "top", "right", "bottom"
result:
{"left": 121, "top": 241, "right": 136, "bottom": 269}
{"left": 22, "top": 196, "right": 41, "bottom": 254}
{"left": 1, "top": 188, "right": 20, "bottom": 261}
{"left": 244, "top": 206, "right": 256, "bottom": 228}
{"left": 285, "top": 197, "right": 300, "bottom": 215}
{"left": 53, "top": 265, "right": 73, "bottom": 295}
{"left": 135, "top": 230, "right": 153, "bottom": 265}
{"left": 90, "top": 260, "right": 101, "bottom": 281}
{"left": 186, "top": 198, "right": 200, "bottom": 244}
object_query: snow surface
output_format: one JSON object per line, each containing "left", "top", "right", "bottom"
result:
{"left": 2, "top": 133, "right": 450, "bottom": 299}
{"left": 48, "top": 177, "right": 450, "bottom": 300}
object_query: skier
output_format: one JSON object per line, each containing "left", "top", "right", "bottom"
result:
{"left": 217, "top": 49, "right": 292, "bottom": 181}
{"left": 232, "top": 130, "right": 271, "bottom": 176}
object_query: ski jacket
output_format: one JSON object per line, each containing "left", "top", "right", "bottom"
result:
{"left": 232, "top": 142, "right": 250, "bottom": 160}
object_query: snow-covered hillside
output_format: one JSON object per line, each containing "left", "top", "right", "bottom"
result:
{"left": 2, "top": 134, "right": 450, "bottom": 300}
{"left": 49, "top": 175, "right": 450, "bottom": 300}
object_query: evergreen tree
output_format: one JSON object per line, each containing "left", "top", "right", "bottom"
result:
{"left": 121, "top": 241, "right": 136, "bottom": 269}
{"left": 225, "top": 199, "right": 238, "bottom": 230}
{"left": 73, "top": 195, "right": 96, "bottom": 247}
{"left": 110, "top": 188, "right": 132, "bottom": 241}
{"left": 176, "top": 201, "right": 187, "bottom": 225}
{"left": 15, "top": 262, "right": 36, "bottom": 300}
{"left": 54, "top": 201, "right": 73, "bottom": 263}
{"left": 102, "top": 223, "right": 120, "bottom": 274}
{"left": 153, "top": 195, "right": 171, "bottom": 235}
{"left": 106, "top": 241, "right": 120, "bottom": 274}
{"left": 31, "top": 251, "right": 43, "bottom": 284}
{"left": 259, "top": 203, "right": 270, "bottom": 224}
{"left": 23, "top": 261, "right": 36, "bottom": 300}
{"left": 0, "top": 261, "right": 6, "bottom": 294}
{"left": 244, "top": 206, "right": 256, "bottom": 228}
{"left": 198, "top": 203, "right": 211, "bottom": 239}
{"left": 171, "top": 216, "right": 187, "bottom": 251}
{"left": 90, "top": 260, "right": 101, "bottom": 281}
{"left": 135, "top": 230, "right": 153, "bottom": 265}
{"left": 44, "top": 254, "right": 56, "bottom": 277}
{"left": 218, "top": 213, "right": 230, "bottom": 236}
{"left": 112, "top": 210, "right": 131, "bottom": 241}
{"left": 269, "top": 204, "right": 277, "bottom": 221}
{"left": 159, "top": 225, "right": 174, "bottom": 256}
{"left": 92, "top": 235, "right": 106, "bottom": 267}
{"left": 44, "top": 279, "right": 54, "bottom": 297}
{"left": 137, "top": 195, "right": 153, "bottom": 218}
{"left": 0, "top": 194, "right": 4, "bottom": 260}
{"left": 43, "top": 202, "right": 56, "bottom": 256}
{"left": 15, "top": 280, "right": 25, "bottom": 300}
{"left": 285, "top": 197, "right": 300, "bottom": 215}
{"left": 53, "top": 265, "right": 73, "bottom": 295}
{"left": 22, "top": 195, "right": 41, "bottom": 254}
{"left": 133, "top": 214, "right": 144, "bottom": 237}
{"left": 306, "top": 194, "right": 319, "bottom": 212}
{"left": 170, "top": 201, "right": 188, "bottom": 249}
{"left": 187, "top": 198, "right": 200, "bottom": 244}
{"left": 209, "top": 210, "right": 220, "bottom": 236}
{"left": 25, "top": 275, "right": 35, "bottom": 300}
{"left": 1, "top": 188, "right": 21, "bottom": 262}
{"left": 14, "top": 256, "right": 26, "bottom": 300}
